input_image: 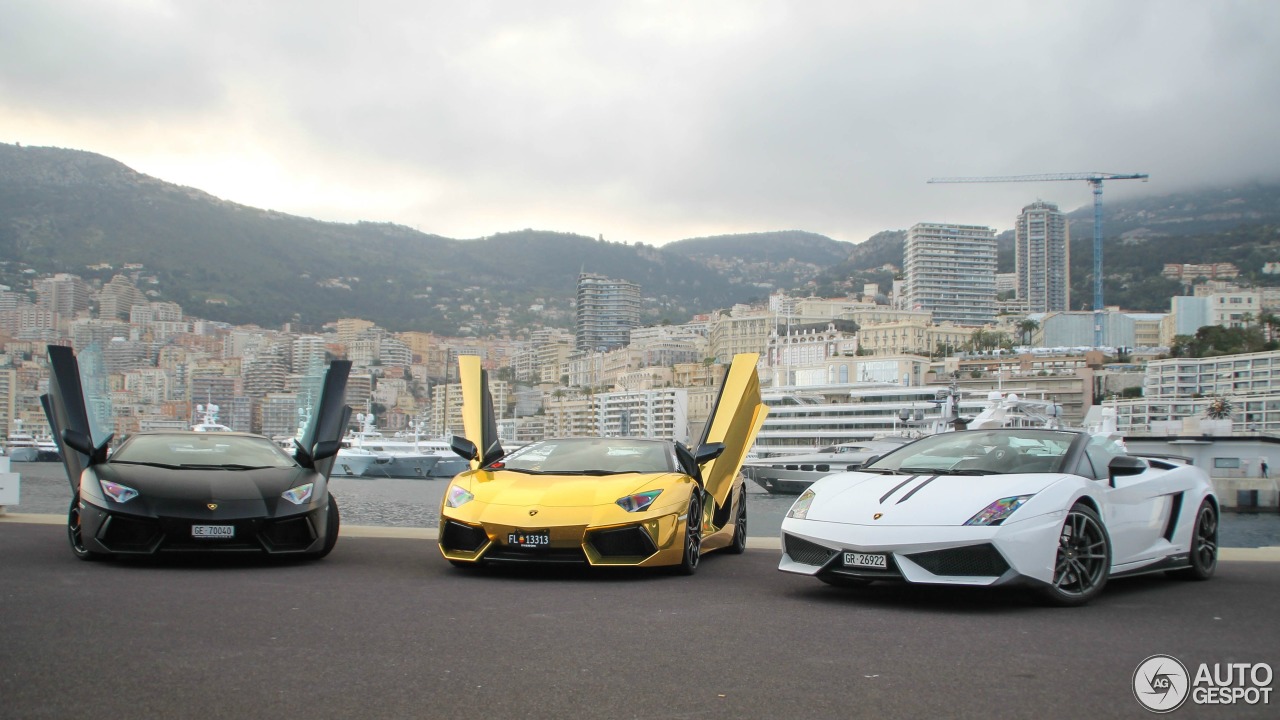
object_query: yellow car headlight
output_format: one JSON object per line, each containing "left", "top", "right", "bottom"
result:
{"left": 446, "top": 485, "right": 475, "bottom": 508}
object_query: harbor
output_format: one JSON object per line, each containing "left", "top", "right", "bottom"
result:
{"left": 7, "top": 461, "right": 1280, "bottom": 548}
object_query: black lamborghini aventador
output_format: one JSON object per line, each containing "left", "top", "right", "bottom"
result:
{"left": 42, "top": 345, "right": 354, "bottom": 560}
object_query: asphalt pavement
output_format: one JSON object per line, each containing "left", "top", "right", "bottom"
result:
{"left": 2, "top": 521, "right": 1277, "bottom": 720}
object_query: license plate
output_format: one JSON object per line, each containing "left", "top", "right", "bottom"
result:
{"left": 192, "top": 525, "right": 235, "bottom": 538}
{"left": 507, "top": 529, "right": 550, "bottom": 548}
{"left": 844, "top": 552, "right": 887, "bottom": 568}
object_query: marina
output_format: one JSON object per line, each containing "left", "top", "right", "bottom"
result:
{"left": 9, "top": 461, "right": 1280, "bottom": 548}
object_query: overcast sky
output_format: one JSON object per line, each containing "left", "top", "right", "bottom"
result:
{"left": 4, "top": 1, "right": 1278, "bottom": 245}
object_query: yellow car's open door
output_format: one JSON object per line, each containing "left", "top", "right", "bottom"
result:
{"left": 696, "top": 353, "right": 768, "bottom": 509}
{"left": 458, "top": 355, "right": 505, "bottom": 470}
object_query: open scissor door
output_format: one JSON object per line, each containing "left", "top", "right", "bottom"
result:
{"left": 696, "top": 353, "right": 769, "bottom": 509}
{"left": 458, "top": 355, "right": 504, "bottom": 470}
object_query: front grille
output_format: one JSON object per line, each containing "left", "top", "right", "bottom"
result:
{"left": 440, "top": 520, "right": 488, "bottom": 552}
{"left": 906, "top": 544, "right": 1010, "bottom": 577}
{"left": 262, "top": 516, "right": 316, "bottom": 551}
{"left": 784, "top": 534, "right": 838, "bottom": 566}
{"left": 99, "top": 515, "right": 162, "bottom": 552}
{"left": 484, "top": 547, "right": 587, "bottom": 564}
{"left": 588, "top": 526, "right": 657, "bottom": 558}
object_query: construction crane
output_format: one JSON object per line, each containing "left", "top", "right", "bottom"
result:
{"left": 927, "top": 172, "right": 1149, "bottom": 348}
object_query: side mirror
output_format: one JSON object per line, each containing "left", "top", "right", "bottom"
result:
{"left": 311, "top": 439, "right": 342, "bottom": 461}
{"left": 863, "top": 455, "right": 882, "bottom": 467}
{"left": 1108, "top": 455, "right": 1147, "bottom": 486}
{"left": 451, "top": 436, "right": 479, "bottom": 462}
{"left": 694, "top": 442, "right": 725, "bottom": 465}
{"left": 62, "top": 428, "right": 94, "bottom": 456}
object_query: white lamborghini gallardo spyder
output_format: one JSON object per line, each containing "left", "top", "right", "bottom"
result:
{"left": 778, "top": 428, "right": 1218, "bottom": 606}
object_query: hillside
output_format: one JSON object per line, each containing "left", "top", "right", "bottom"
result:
{"left": 0, "top": 144, "right": 841, "bottom": 334}
{"left": 4, "top": 143, "right": 1278, "bottom": 330}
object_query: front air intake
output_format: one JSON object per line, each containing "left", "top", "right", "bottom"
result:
{"left": 784, "top": 533, "right": 838, "bottom": 566}
{"left": 906, "top": 544, "right": 1010, "bottom": 577}
{"left": 440, "top": 520, "right": 488, "bottom": 552}
{"left": 588, "top": 526, "right": 657, "bottom": 558}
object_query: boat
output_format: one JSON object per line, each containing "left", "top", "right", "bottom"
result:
{"left": 744, "top": 382, "right": 1066, "bottom": 494}
{"left": 332, "top": 414, "right": 449, "bottom": 478}
{"left": 5, "top": 419, "right": 59, "bottom": 462}
{"left": 191, "top": 403, "right": 234, "bottom": 432}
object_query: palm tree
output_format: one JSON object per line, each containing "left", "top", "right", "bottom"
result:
{"left": 1017, "top": 318, "right": 1040, "bottom": 346}
{"left": 1204, "top": 395, "right": 1234, "bottom": 420}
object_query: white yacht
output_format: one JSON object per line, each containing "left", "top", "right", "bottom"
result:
{"left": 5, "top": 419, "right": 59, "bottom": 462}
{"left": 332, "top": 414, "right": 449, "bottom": 478}
{"left": 744, "top": 382, "right": 1064, "bottom": 493}
{"left": 191, "top": 403, "right": 234, "bottom": 432}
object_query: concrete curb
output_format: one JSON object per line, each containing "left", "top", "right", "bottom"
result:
{"left": 4, "top": 513, "right": 1278, "bottom": 561}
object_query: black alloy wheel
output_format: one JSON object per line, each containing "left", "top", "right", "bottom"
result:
{"left": 1170, "top": 500, "right": 1218, "bottom": 581}
{"left": 312, "top": 495, "right": 341, "bottom": 559}
{"left": 67, "top": 495, "right": 104, "bottom": 561}
{"left": 675, "top": 492, "right": 703, "bottom": 575}
{"left": 1042, "top": 503, "right": 1110, "bottom": 607}
{"left": 727, "top": 487, "right": 748, "bottom": 555}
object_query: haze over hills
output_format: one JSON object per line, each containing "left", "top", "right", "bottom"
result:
{"left": 2, "top": 142, "right": 1279, "bottom": 333}
{"left": 0, "top": 144, "right": 851, "bottom": 334}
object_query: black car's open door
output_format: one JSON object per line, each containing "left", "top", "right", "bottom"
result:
{"left": 294, "top": 360, "right": 352, "bottom": 479}
{"left": 696, "top": 353, "right": 769, "bottom": 510}
{"left": 458, "top": 355, "right": 504, "bottom": 470}
{"left": 42, "top": 345, "right": 112, "bottom": 493}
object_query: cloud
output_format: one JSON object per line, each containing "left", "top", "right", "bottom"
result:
{"left": 3, "top": 0, "right": 1278, "bottom": 244}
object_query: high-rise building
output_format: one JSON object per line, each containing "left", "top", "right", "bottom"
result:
{"left": 1015, "top": 201, "right": 1070, "bottom": 313}
{"left": 34, "top": 273, "right": 92, "bottom": 318}
{"left": 575, "top": 273, "right": 641, "bottom": 352}
{"left": 904, "top": 223, "right": 997, "bottom": 326}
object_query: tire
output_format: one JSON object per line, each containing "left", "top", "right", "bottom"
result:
{"left": 1041, "top": 503, "right": 1111, "bottom": 607}
{"left": 67, "top": 496, "right": 106, "bottom": 561}
{"left": 311, "top": 495, "right": 340, "bottom": 559}
{"left": 726, "top": 488, "right": 748, "bottom": 555}
{"left": 1169, "top": 500, "right": 1217, "bottom": 581}
{"left": 673, "top": 491, "right": 703, "bottom": 575}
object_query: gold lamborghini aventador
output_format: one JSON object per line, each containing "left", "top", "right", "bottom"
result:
{"left": 438, "top": 353, "right": 768, "bottom": 573}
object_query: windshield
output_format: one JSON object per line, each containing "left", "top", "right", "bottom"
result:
{"left": 496, "top": 438, "right": 675, "bottom": 475}
{"left": 865, "top": 429, "right": 1078, "bottom": 476}
{"left": 111, "top": 433, "right": 298, "bottom": 469}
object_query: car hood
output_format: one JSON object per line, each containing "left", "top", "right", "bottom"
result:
{"left": 96, "top": 463, "right": 315, "bottom": 501}
{"left": 806, "top": 471, "right": 1067, "bottom": 526}
{"left": 465, "top": 470, "right": 684, "bottom": 508}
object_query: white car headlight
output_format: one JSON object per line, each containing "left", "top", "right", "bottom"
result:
{"left": 964, "top": 495, "right": 1033, "bottom": 526}
{"left": 787, "top": 489, "right": 816, "bottom": 520}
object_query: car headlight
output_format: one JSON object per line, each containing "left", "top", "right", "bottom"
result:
{"left": 100, "top": 480, "right": 139, "bottom": 504}
{"left": 963, "top": 495, "right": 1033, "bottom": 526}
{"left": 281, "top": 482, "right": 314, "bottom": 505}
{"left": 616, "top": 489, "right": 662, "bottom": 512}
{"left": 446, "top": 484, "right": 474, "bottom": 508}
{"left": 787, "top": 488, "right": 816, "bottom": 520}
